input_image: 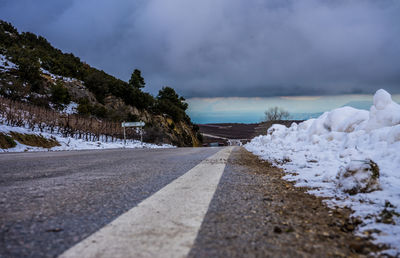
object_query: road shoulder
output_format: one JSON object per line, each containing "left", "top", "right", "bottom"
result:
{"left": 189, "top": 147, "right": 382, "bottom": 257}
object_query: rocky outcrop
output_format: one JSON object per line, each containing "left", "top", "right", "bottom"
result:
{"left": 145, "top": 116, "right": 201, "bottom": 147}
{"left": 65, "top": 83, "right": 200, "bottom": 147}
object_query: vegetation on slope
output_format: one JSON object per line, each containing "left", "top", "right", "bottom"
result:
{"left": 0, "top": 132, "right": 16, "bottom": 149}
{"left": 0, "top": 20, "right": 201, "bottom": 146}
{"left": 9, "top": 132, "right": 60, "bottom": 148}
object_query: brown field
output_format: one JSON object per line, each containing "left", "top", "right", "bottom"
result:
{"left": 198, "top": 120, "right": 302, "bottom": 146}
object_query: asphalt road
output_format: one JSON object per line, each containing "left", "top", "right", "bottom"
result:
{"left": 0, "top": 147, "right": 221, "bottom": 258}
{"left": 0, "top": 147, "right": 377, "bottom": 258}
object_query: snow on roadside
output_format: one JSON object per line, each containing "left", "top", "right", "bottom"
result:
{"left": 0, "top": 124, "right": 174, "bottom": 152}
{"left": 245, "top": 89, "right": 400, "bottom": 255}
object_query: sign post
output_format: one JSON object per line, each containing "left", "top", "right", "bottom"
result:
{"left": 123, "top": 122, "right": 126, "bottom": 144}
{"left": 121, "top": 121, "right": 146, "bottom": 145}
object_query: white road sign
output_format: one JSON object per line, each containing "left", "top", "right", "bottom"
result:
{"left": 122, "top": 121, "right": 145, "bottom": 127}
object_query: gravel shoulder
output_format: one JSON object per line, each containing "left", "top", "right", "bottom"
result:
{"left": 189, "top": 147, "right": 383, "bottom": 257}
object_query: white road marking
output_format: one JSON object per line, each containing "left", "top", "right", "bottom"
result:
{"left": 59, "top": 147, "right": 234, "bottom": 258}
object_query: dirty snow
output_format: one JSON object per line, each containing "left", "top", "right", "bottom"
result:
{"left": 246, "top": 89, "right": 400, "bottom": 255}
{"left": 0, "top": 124, "right": 174, "bottom": 152}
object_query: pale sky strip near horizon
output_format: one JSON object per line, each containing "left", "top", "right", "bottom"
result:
{"left": 186, "top": 94, "right": 400, "bottom": 124}
{"left": 59, "top": 147, "right": 234, "bottom": 258}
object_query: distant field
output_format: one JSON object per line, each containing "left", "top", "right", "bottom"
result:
{"left": 199, "top": 123, "right": 258, "bottom": 140}
{"left": 198, "top": 121, "right": 302, "bottom": 145}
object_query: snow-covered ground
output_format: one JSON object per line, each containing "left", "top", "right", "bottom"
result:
{"left": 0, "top": 124, "right": 174, "bottom": 152}
{"left": 246, "top": 89, "right": 400, "bottom": 255}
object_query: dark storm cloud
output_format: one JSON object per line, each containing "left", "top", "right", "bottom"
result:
{"left": 1, "top": 0, "right": 400, "bottom": 97}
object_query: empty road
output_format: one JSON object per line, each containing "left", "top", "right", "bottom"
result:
{"left": 0, "top": 147, "right": 378, "bottom": 257}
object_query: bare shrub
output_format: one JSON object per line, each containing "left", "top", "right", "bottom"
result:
{"left": 0, "top": 96, "right": 140, "bottom": 142}
{"left": 337, "top": 159, "right": 380, "bottom": 195}
{"left": 264, "top": 106, "right": 290, "bottom": 121}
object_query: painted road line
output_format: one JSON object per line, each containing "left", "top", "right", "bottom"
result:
{"left": 59, "top": 147, "right": 234, "bottom": 258}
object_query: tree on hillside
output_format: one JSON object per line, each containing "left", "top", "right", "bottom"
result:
{"left": 129, "top": 69, "right": 145, "bottom": 89}
{"left": 15, "top": 54, "right": 42, "bottom": 92}
{"left": 50, "top": 81, "right": 71, "bottom": 109}
{"left": 157, "top": 86, "right": 188, "bottom": 111}
{"left": 156, "top": 87, "right": 189, "bottom": 122}
{"left": 264, "top": 106, "right": 290, "bottom": 121}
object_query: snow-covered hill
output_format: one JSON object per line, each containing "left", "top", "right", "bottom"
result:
{"left": 246, "top": 89, "right": 400, "bottom": 255}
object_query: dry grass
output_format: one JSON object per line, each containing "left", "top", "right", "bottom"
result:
{"left": 9, "top": 132, "right": 60, "bottom": 148}
{"left": 0, "top": 133, "right": 17, "bottom": 149}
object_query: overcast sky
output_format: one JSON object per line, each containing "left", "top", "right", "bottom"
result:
{"left": 1, "top": 0, "right": 400, "bottom": 97}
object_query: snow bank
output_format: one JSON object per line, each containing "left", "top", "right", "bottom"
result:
{"left": 0, "top": 124, "right": 174, "bottom": 152}
{"left": 246, "top": 89, "right": 400, "bottom": 255}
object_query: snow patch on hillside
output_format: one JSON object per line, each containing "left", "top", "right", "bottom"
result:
{"left": 246, "top": 89, "right": 400, "bottom": 255}
{"left": 40, "top": 68, "right": 83, "bottom": 84}
{"left": 0, "top": 124, "right": 174, "bottom": 152}
{"left": 62, "top": 102, "right": 78, "bottom": 114}
{"left": 0, "top": 54, "right": 18, "bottom": 71}
{"left": 0, "top": 54, "right": 82, "bottom": 85}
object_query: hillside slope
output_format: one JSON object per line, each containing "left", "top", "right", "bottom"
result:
{"left": 0, "top": 20, "right": 200, "bottom": 147}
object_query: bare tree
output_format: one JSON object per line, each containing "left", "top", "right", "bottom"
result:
{"left": 264, "top": 106, "right": 290, "bottom": 121}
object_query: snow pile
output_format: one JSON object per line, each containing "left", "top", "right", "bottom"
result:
{"left": 0, "top": 124, "right": 174, "bottom": 152}
{"left": 0, "top": 54, "right": 18, "bottom": 72}
{"left": 246, "top": 89, "right": 400, "bottom": 255}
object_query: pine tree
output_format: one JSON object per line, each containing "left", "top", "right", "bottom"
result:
{"left": 128, "top": 69, "right": 145, "bottom": 89}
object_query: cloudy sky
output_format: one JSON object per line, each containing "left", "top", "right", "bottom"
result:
{"left": 1, "top": 0, "right": 400, "bottom": 97}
